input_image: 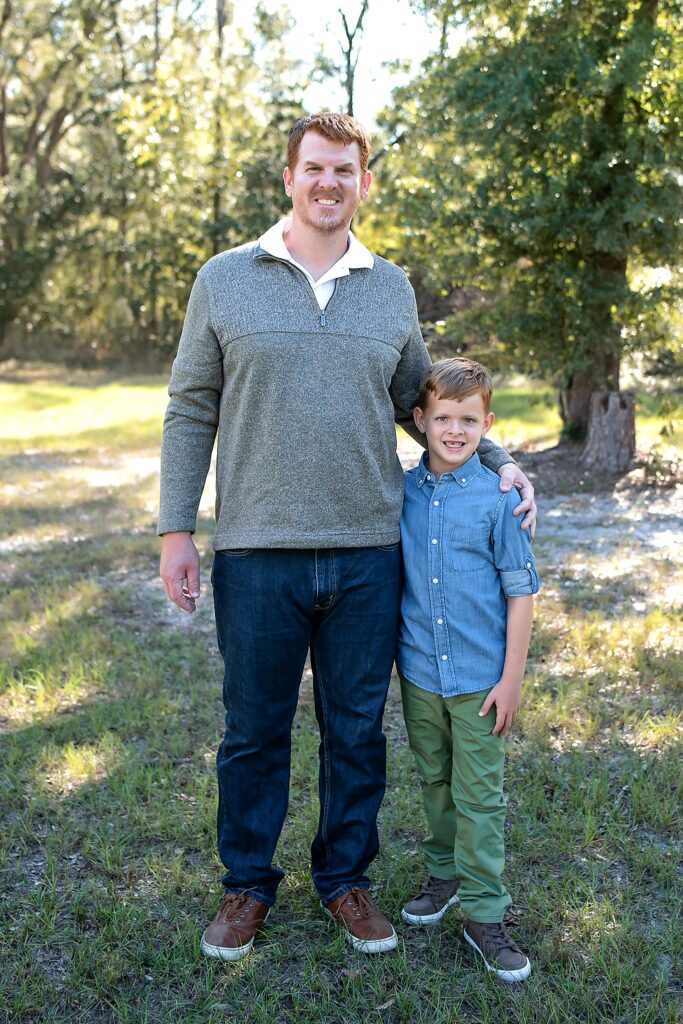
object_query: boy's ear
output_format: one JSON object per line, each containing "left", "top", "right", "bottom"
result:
{"left": 482, "top": 411, "right": 495, "bottom": 436}
{"left": 413, "top": 407, "right": 426, "bottom": 433}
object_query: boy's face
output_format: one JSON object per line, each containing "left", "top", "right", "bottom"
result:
{"left": 414, "top": 391, "right": 495, "bottom": 477}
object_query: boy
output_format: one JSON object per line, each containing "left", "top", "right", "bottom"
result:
{"left": 398, "top": 358, "right": 538, "bottom": 983}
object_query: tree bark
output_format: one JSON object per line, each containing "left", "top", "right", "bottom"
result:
{"left": 580, "top": 390, "right": 636, "bottom": 473}
{"left": 211, "top": 0, "right": 230, "bottom": 255}
{"left": 557, "top": 299, "right": 622, "bottom": 440}
{"left": 558, "top": 344, "right": 621, "bottom": 439}
{"left": 340, "top": 1, "right": 369, "bottom": 116}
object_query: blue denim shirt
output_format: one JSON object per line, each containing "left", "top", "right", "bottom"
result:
{"left": 397, "top": 451, "right": 539, "bottom": 696}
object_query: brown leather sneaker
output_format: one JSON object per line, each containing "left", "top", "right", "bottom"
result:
{"left": 200, "top": 891, "right": 271, "bottom": 962}
{"left": 322, "top": 888, "right": 397, "bottom": 953}
{"left": 463, "top": 919, "right": 531, "bottom": 983}
{"left": 401, "top": 875, "right": 460, "bottom": 925}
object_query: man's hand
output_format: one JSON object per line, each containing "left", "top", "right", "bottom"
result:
{"left": 160, "top": 531, "right": 201, "bottom": 613}
{"left": 479, "top": 679, "right": 522, "bottom": 737}
{"left": 497, "top": 463, "right": 536, "bottom": 538}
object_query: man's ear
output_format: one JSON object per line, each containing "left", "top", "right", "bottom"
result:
{"left": 413, "top": 407, "right": 426, "bottom": 433}
{"left": 360, "top": 170, "right": 372, "bottom": 200}
{"left": 283, "top": 167, "right": 292, "bottom": 197}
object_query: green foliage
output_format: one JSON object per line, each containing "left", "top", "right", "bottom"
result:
{"left": 0, "top": 1, "right": 304, "bottom": 364}
{"left": 371, "top": 1, "right": 682, "bottom": 400}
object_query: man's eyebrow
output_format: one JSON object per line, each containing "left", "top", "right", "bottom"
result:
{"left": 303, "top": 160, "right": 355, "bottom": 170}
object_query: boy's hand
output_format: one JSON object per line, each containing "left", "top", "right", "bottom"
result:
{"left": 479, "top": 679, "right": 522, "bottom": 737}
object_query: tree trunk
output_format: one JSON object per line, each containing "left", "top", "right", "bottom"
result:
{"left": 580, "top": 390, "right": 636, "bottom": 473}
{"left": 559, "top": 346, "right": 621, "bottom": 438}
{"left": 340, "top": 1, "right": 369, "bottom": 116}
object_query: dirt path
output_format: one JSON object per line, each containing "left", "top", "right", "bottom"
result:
{"left": 142, "top": 437, "right": 682, "bottom": 679}
{"left": 398, "top": 435, "right": 683, "bottom": 617}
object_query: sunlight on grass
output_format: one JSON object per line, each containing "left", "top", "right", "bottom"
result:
{"left": 0, "top": 378, "right": 168, "bottom": 453}
{"left": 0, "top": 579, "right": 104, "bottom": 659}
{"left": 564, "top": 895, "right": 622, "bottom": 938}
{"left": 636, "top": 391, "right": 683, "bottom": 450}
{"left": 38, "top": 735, "right": 123, "bottom": 796}
{"left": 488, "top": 384, "right": 563, "bottom": 449}
{"left": 620, "top": 712, "right": 683, "bottom": 751}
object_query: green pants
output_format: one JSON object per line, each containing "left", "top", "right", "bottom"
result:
{"left": 400, "top": 676, "right": 512, "bottom": 923}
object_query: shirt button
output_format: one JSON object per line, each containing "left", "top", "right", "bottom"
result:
{"left": 526, "top": 561, "right": 532, "bottom": 567}
{"left": 461, "top": 477, "right": 466, "bottom": 483}
{"left": 437, "top": 618, "right": 444, "bottom": 624}
{"left": 432, "top": 578, "right": 439, "bottom": 584}
{"left": 431, "top": 538, "right": 438, "bottom": 545}
{"left": 441, "top": 654, "right": 448, "bottom": 661}
{"left": 433, "top": 500, "right": 439, "bottom": 506}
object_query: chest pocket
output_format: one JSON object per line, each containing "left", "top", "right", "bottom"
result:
{"left": 449, "top": 526, "right": 493, "bottom": 572}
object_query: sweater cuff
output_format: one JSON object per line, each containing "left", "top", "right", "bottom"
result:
{"left": 477, "top": 440, "right": 516, "bottom": 473}
{"left": 156, "top": 517, "right": 197, "bottom": 537}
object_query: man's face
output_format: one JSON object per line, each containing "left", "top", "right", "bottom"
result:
{"left": 283, "top": 131, "right": 371, "bottom": 235}
{"left": 414, "top": 391, "right": 495, "bottom": 478}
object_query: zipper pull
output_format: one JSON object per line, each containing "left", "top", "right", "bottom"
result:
{"left": 320, "top": 310, "right": 326, "bottom": 327}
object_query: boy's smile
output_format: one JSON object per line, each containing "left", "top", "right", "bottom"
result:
{"left": 414, "top": 392, "right": 495, "bottom": 477}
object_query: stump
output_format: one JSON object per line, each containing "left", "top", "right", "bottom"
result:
{"left": 580, "top": 390, "right": 636, "bottom": 473}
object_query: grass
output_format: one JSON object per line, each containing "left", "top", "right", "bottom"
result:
{"left": 1, "top": 365, "right": 682, "bottom": 1024}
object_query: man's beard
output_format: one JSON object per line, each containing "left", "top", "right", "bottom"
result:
{"left": 300, "top": 196, "right": 360, "bottom": 234}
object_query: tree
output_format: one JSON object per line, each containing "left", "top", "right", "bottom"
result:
{"left": 312, "top": 1, "right": 370, "bottom": 116}
{"left": 0, "top": 0, "right": 129, "bottom": 344}
{"left": 373, "top": 0, "right": 682, "bottom": 466}
{"left": 0, "top": 0, "right": 305, "bottom": 364}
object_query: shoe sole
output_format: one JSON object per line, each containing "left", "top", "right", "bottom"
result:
{"left": 200, "top": 909, "right": 271, "bottom": 962}
{"left": 321, "top": 905, "right": 398, "bottom": 953}
{"left": 401, "top": 892, "right": 460, "bottom": 925}
{"left": 463, "top": 929, "right": 532, "bottom": 983}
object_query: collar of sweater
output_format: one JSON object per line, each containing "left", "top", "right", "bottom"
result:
{"left": 258, "top": 218, "right": 374, "bottom": 284}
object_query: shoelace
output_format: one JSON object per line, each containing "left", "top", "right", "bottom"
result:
{"left": 478, "top": 922, "right": 521, "bottom": 954}
{"left": 217, "top": 891, "right": 254, "bottom": 921}
{"left": 420, "top": 876, "right": 458, "bottom": 901}
{"left": 345, "top": 888, "right": 378, "bottom": 919}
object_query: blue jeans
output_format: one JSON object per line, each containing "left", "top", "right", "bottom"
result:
{"left": 211, "top": 545, "right": 402, "bottom": 906}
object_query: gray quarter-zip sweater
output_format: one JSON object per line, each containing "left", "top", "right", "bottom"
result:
{"left": 158, "top": 241, "right": 512, "bottom": 549}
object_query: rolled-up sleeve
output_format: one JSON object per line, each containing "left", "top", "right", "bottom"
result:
{"left": 492, "top": 489, "right": 539, "bottom": 597}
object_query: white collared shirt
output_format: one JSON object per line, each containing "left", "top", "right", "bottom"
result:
{"left": 258, "top": 218, "right": 374, "bottom": 310}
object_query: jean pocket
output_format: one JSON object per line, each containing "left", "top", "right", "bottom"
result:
{"left": 377, "top": 542, "right": 400, "bottom": 552}
{"left": 449, "top": 527, "right": 491, "bottom": 572}
{"left": 217, "top": 548, "right": 256, "bottom": 557}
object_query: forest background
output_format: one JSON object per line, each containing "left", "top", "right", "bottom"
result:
{"left": 1, "top": 0, "right": 682, "bottom": 466}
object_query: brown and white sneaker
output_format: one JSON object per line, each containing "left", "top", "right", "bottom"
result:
{"left": 401, "top": 875, "right": 460, "bottom": 925}
{"left": 200, "top": 891, "right": 271, "bottom": 962}
{"left": 322, "top": 888, "right": 397, "bottom": 954}
{"left": 463, "top": 919, "right": 531, "bottom": 983}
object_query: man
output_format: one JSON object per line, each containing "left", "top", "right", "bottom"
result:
{"left": 158, "top": 112, "right": 536, "bottom": 962}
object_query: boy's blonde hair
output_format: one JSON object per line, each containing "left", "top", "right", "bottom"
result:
{"left": 418, "top": 358, "right": 493, "bottom": 414}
